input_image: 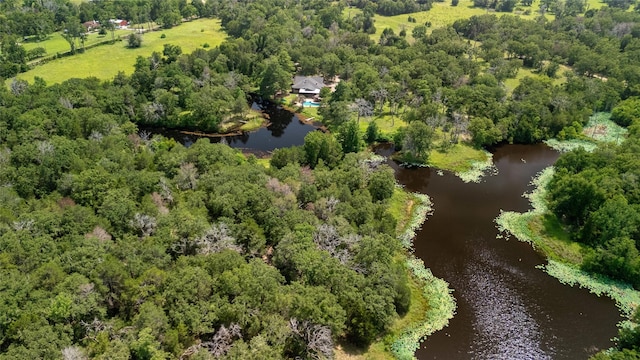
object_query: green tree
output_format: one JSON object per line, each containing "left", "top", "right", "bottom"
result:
{"left": 469, "top": 117, "right": 503, "bottom": 147}
{"left": 338, "top": 121, "right": 362, "bottom": 154}
{"left": 127, "top": 33, "right": 143, "bottom": 48}
{"left": 62, "top": 18, "right": 86, "bottom": 54}
{"left": 401, "top": 122, "right": 435, "bottom": 163}
{"left": 368, "top": 166, "right": 395, "bottom": 202}
{"left": 258, "top": 52, "right": 294, "bottom": 99}
{"left": 611, "top": 98, "right": 640, "bottom": 127}
{"left": 365, "top": 121, "right": 380, "bottom": 144}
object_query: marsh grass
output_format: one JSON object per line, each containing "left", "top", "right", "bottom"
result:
{"left": 451, "top": 149, "right": 495, "bottom": 183}
{"left": 583, "top": 112, "right": 628, "bottom": 144}
{"left": 544, "top": 138, "right": 598, "bottom": 153}
{"left": 545, "top": 112, "right": 627, "bottom": 152}
{"left": 388, "top": 188, "right": 417, "bottom": 233}
{"left": 428, "top": 143, "right": 489, "bottom": 172}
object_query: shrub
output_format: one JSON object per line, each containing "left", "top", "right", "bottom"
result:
{"left": 127, "top": 33, "right": 142, "bottom": 48}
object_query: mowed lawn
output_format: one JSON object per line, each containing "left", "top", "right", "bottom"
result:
{"left": 16, "top": 18, "right": 226, "bottom": 84}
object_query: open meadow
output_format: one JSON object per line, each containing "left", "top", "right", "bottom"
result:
{"left": 15, "top": 18, "right": 226, "bottom": 84}
{"left": 346, "top": 0, "right": 607, "bottom": 43}
{"left": 22, "top": 29, "right": 130, "bottom": 57}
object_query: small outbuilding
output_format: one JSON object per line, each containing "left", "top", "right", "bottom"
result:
{"left": 292, "top": 76, "right": 325, "bottom": 95}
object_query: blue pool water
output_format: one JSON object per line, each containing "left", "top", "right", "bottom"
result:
{"left": 302, "top": 100, "right": 321, "bottom": 107}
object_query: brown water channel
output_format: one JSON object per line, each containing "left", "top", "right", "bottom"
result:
{"left": 150, "top": 103, "right": 622, "bottom": 359}
{"left": 385, "top": 144, "right": 621, "bottom": 359}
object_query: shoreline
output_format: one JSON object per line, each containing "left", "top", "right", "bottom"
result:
{"left": 392, "top": 192, "right": 456, "bottom": 359}
{"left": 495, "top": 167, "right": 640, "bottom": 324}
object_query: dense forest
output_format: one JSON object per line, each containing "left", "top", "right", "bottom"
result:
{"left": 4, "top": 1, "right": 640, "bottom": 145}
{"left": 2, "top": 0, "right": 640, "bottom": 358}
{"left": 546, "top": 99, "right": 640, "bottom": 359}
{"left": 0, "top": 75, "right": 413, "bottom": 358}
{"left": 548, "top": 99, "right": 640, "bottom": 289}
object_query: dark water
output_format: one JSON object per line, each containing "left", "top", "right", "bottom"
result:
{"left": 144, "top": 99, "right": 316, "bottom": 154}
{"left": 387, "top": 144, "right": 621, "bottom": 360}
{"left": 153, "top": 105, "right": 622, "bottom": 359}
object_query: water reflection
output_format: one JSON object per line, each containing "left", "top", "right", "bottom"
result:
{"left": 143, "top": 99, "right": 316, "bottom": 152}
{"left": 390, "top": 144, "right": 620, "bottom": 360}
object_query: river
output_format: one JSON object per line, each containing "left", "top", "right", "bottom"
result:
{"left": 150, "top": 103, "right": 621, "bottom": 359}
{"left": 390, "top": 144, "right": 620, "bottom": 359}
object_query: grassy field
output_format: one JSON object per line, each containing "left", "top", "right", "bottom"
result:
{"left": 15, "top": 18, "right": 226, "bottom": 84}
{"left": 358, "top": 113, "right": 408, "bottom": 137}
{"left": 503, "top": 65, "right": 569, "bottom": 94}
{"left": 345, "top": 0, "right": 564, "bottom": 43}
{"left": 348, "top": 0, "right": 608, "bottom": 44}
{"left": 22, "top": 29, "right": 131, "bottom": 57}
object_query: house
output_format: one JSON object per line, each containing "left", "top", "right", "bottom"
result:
{"left": 82, "top": 20, "right": 100, "bottom": 32}
{"left": 291, "top": 76, "right": 325, "bottom": 95}
{"left": 109, "top": 19, "right": 129, "bottom": 29}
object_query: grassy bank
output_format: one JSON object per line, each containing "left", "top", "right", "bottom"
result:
{"left": 429, "top": 145, "right": 493, "bottom": 183}
{"left": 284, "top": 95, "right": 492, "bottom": 182}
{"left": 14, "top": 18, "right": 226, "bottom": 84}
{"left": 496, "top": 167, "right": 640, "bottom": 321}
{"left": 391, "top": 192, "right": 455, "bottom": 360}
{"left": 337, "top": 189, "right": 455, "bottom": 359}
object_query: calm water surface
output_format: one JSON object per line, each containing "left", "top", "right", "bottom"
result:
{"left": 153, "top": 105, "right": 622, "bottom": 359}
{"left": 145, "top": 99, "right": 316, "bottom": 154}
{"left": 389, "top": 144, "right": 621, "bottom": 360}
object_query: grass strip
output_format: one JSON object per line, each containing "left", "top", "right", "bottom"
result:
{"left": 392, "top": 192, "right": 456, "bottom": 359}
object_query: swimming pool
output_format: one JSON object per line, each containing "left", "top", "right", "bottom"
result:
{"left": 302, "top": 100, "right": 321, "bottom": 107}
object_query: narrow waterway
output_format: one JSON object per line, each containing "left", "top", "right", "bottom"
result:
{"left": 149, "top": 103, "right": 622, "bottom": 359}
{"left": 389, "top": 144, "right": 621, "bottom": 359}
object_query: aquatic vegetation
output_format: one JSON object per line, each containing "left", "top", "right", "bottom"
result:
{"left": 544, "top": 138, "right": 597, "bottom": 153}
{"left": 544, "top": 112, "right": 627, "bottom": 153}
{"left": 583, "top": 112, "right": 628, "bottom": 144}
{"left": 393, "top": 193, "right": 457, "bottom": 359}
{"left": 542, "top": 261, "right": 640, "bottom": 318}
{"left": 391, "top": 257, "right": 456, "bottom": 360}
{"left": 397, "top": 193, "right": 433, "bottom": 250}
{"left": 496, "top": 166, "right": 640, "bottom": 326}
{"left": 455, "top": 150, "right": 496, "bottom": 183}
